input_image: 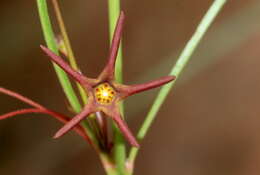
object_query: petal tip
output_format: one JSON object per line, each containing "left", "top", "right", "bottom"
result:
{"left": 53, "top": 133, "right": 60, "bottom": 139}
{"left": 169, "top": 75, "right": 176, "bottom": 81}
{"left": 120, "top": 11, "right": 125, "bottom": 18}
{"left": 53, "top": 129, "right": 64, "bottom": 139}
{"left": 132, "top": 141, "right": 140, "bottom": 148}
{"left": 40, "top": 45, "right": 47, "bottom": 50}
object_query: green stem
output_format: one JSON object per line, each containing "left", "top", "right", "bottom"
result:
{"left": 36, "top": 0, "right": 82, "bottom": 113}
{"left": 99, "top": 153, "right": 118, "bottom": 175}
{"left": 128, "top": 0, "right": 227, "bottom": 171}
{"left": 50, "top": 0, "right": 97, "bottom": 142}
{"left": 108, "top": 0, "right": 126, "bottom": 174}
{"left": 37, "top": 0, "right": 100, "bottom": 157}
{"left": 51, "top": 0, "right": 88, "bottom": 105}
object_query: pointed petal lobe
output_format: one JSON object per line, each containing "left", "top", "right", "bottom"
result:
{"left": 111, "top": 109, "right": 139, "bottom": 147}
{"left": 99, "top": 11, "right": 125, "bottom": 80}
{"left": 40, "top": 45, "right": 93, "bottom": 86}
{"left": 120, "top": 75, "right": 175, "bottom": 98}
{"left": 54, "top": 104, "right": 94, "bottom": 139}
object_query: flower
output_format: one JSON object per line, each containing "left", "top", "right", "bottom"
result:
{"left": 40, "top": 11, "right": 175, "bottom": 147}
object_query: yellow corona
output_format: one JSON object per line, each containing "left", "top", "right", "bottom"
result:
{"left": 94, "top": 83, "right": 115, "bottom": 105}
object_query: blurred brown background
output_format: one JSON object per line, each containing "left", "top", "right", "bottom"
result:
{"left": 0, "top": 0, "right": 260, "bottom": 174}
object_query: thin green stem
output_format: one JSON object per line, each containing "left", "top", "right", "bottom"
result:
{"left": 50, "top": 0, "right": 106, "bottom": 157}
{"left": 128, "top": 0, "right": 227, "bottom": 170}
{"left": 37, "top": 0, "right": 100, "bottom": 154}
{"left": 36, "top": 0, "right": 82, "bottom": 113}
{"left": 108, "top": 0, "right": 126, "bottom": 174}
{"left": 51, "top": 0, "right": 88, "bottom": 104}
{"left": 50, "top": 0, "right": 95, "bottom": 141}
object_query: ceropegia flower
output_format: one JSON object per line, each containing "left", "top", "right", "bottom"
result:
{"left": 0, "top": 87, "right": 91, "bottom": 143}
{"left": 40, "top": 11, "right": 175, "bottom": 147}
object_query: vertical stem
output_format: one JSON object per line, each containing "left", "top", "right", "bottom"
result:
{"left": 51, "top": 0, "right": 88, "bottom": 104}
{"left": 108, "top": 2, "right": 123, "bottom": 83}
{"left": 37, "top": 0, "right": 100, "bottom": 152}
{"left": 108, "top": 0, "right": 126, "bottom": 174}
{"left": 36, "top": 0, "right": 82, "bottom": 113}
{"left": 99, "top": 153, "right": 118, "bottom": 175}
{"left": 128, "top": 0, "right": 227, "bottom": 172}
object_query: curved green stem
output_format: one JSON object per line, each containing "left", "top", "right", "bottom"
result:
{"left": 36, "top": 0, "right": 82, "bottom": 113}
{"left": 37, "top": 0, "right": 99, "bottom": 152}
{"left": 128, "top": 0, "right": 227, "bottom": 171}
{"left": 51, "top": 0, "right": 88, "bottom": 104}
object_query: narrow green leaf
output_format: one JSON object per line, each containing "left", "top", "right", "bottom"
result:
{"left": 37, "top": 0, "right": 82, "bottom": 113}
{"left": 128, "top": 0, "right": 227, "bottom": 170}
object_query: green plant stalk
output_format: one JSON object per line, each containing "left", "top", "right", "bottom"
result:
{"left": 51, "top": 0, "right": 88, "bottom": 105}
{"left": 99, "top": 153, "right": 118, "bottom": 175}
{"left": 108, "top": 0, "right": 126, "bottom": 174}
{"left": 50, "top": 0, "right": 98, "bottom": 144}
{"left": 37, "top": 0, "right": 100, "bottom": 151}
{"left": 37, "top": 0, "right": 82, "bottom": 113}
{"left": 128, "top": 0, "right": 227, "bottom": 170}
{"left": 108, "top": 2, "right": 123, "bottom": 85}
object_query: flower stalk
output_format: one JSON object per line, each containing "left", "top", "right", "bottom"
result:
{"left": 127, "top": 0, "right": 227, "bottom": 173}
{"left": 51, "top": 0, "right": 88, "bottom": 104}
{"left": 0, "top": 87, "right": 90, "bottom": 142}
{"left": 36, "top": 0, "right": 82, "bottom": 113}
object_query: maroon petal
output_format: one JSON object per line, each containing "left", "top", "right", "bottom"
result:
{"left": 0, "top": 87, "right": 44, "bottom": 109}
{"left": 40, "top": 45, "right": 95, "bottom": 86}
{"left": 99, "top": 11, "right": 125, "bottom": 81}
{"left": 54, "top": 104, "right": 94, "bottom": 139}
{"left": 119, "top": 75, "right": 175, "bottom": 98}
{"left": 0, "top": 108, "right": 91, "bottom": 143}
{"left": 110, "top": 109, "right": 139, "bottom": 147}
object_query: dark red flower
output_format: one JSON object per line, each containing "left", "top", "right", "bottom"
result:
{"left": 40, "top": 11, "right": 175, "bottom": 147}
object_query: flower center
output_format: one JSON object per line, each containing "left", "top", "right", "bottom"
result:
{"left": 94, "top": 83, "right": 115, "bottom": 105}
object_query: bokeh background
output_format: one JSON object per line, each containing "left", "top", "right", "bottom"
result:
{"left": 0, "top": 0, "right": 260, "bottom": 174}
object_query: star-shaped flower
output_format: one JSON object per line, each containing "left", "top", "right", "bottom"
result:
{"left": 40, "top": 11, "right": 175, "bottom": 147}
